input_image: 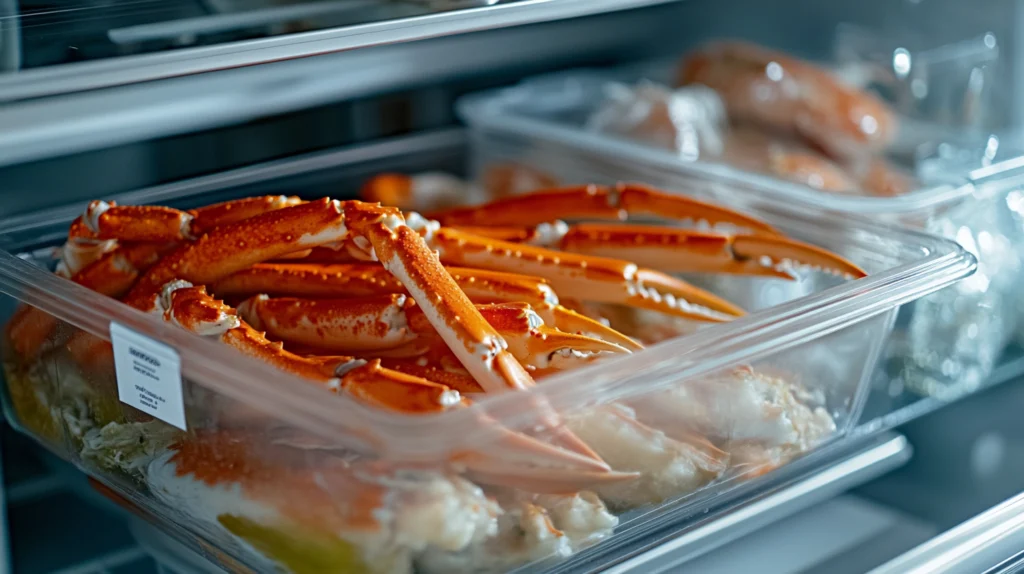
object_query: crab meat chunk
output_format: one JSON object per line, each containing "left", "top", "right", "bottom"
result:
{"left": 358, "top": 468, "right": 501, "bottom": 553}
{"left": 146, "top": 434, "right": 500, "bottom": 573}
{"left": 418, "top": 489, "right": 616, "bottom": 574}
{"left": 632, "top": 369, "right": 836, "bottom": 446}
{"left": 565, "top": 404, "right": 727, "bottom": 510}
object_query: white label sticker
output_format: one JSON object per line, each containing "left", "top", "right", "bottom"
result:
{"left": 110, "top": 322, "right": 187, "bottom": 430}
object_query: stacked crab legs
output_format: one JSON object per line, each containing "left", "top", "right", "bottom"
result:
{"left": 8, "top": 184, "right": 865, "bottom": 496}
{"left": 675, "top": 41, "right": 914, "bottom": 196}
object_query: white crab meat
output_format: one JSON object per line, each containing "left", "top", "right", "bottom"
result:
{"left": 146, "top": 443, "right": 500, "bottom": 574}
{"left": 500, "top": 489, "right": 618, "bottom": 548}
{"left": 354, "top": 468, "right": 501, "bottom": 554}
{"left": 629, "top": 368, "right": 837, "bottom": 452}
{"left": 417, "top": 501, "right": 571, "bottom": 574}
{"left": 418, "top": 486, "right": 617, "bottom": 574}
{"left": 586, "top": 81, "right": 727, "bottom": 160}
{"left": 80, "top": 420, "right": 180, "bottom": 476}
{"left": 147, "top": 449, "right": 280, "bottom": 523}
{"left": 532, "top": 491, "right": 618, "bottom": 548}
{"left": 565, "top": 405, "right": 728, "bottom": 510}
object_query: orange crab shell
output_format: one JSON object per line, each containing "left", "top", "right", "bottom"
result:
{"left": 679, "top": 41, "right": 897, "bottom": 158}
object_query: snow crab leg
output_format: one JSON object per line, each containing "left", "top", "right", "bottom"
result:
{"left": 429, "top": 183, "right": 780, "bottom": 236}
{"left": 74, "top": 195, "right": 304, "bottom": 243}
{"left": 7, "top": 242, "right": 177, "bottom": 360}
{"left": 236, "top": 294, "right": 631, "bottom": 370}
{"left": 677, "top": 41, "right": 896, "bottom": 160}
{"left": 120, "top": 198, "right": 613, "bottom": 470}
{"left": 56, "top": 196, "right": 304, "bottom": 278}
{"left": 158, "top": 281, "right": 633, "bottom": 491}
{"left": 212, "top": 263, "right": 641, "bottom": 351}
{"left": 426, "top": 184, "right": 866, "bottom": 281}
{"left": 456, "top": 222, "right": 866, "bottom": 280}
{"left": 145, "top": 430, "right": 505, "bottom": 573}
{"left": 415, "top": 226, "right": 746, "bottom": 323}
{"left": 212, "top": 263, "right": 560, "bottom": 307}
{"left": 123, "top": 199, "right": 532, "bottom": 394}
{"left": 10, "top": 197, "right": 308, "bottom": 361}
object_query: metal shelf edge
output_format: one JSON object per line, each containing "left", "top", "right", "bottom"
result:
{"left": 871, "top": 490, "right": 1024, "bottom": 574}
{"left": 0, "top": 6, "right": 671, "bottom": 168}
{"left": 596, "top": 433, "right": 912, "bottom": 573}
{"left": 0, "top": 0, "right": 680, "bottom": 103}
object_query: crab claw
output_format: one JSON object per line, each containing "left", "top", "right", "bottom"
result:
{"left": 245, "top": 352, "right": 624, "bottom": 488}
{"left": 152, "top": 282, "right": 445, "bottom": 408}
{"left": 341, "top": 215, "right": 608, "bottom": 462}
{"left": 460, "top": 440, "right": 641, "bottom": 494}
{"left": 425, "top": 227, "right": 745, "bottom": 322}
{"left": 729, "top": 234, "right": 867, "bottom": 279}
{"left": 554, "top": 223, "right": 867, "bottom": 280}
{"left": 533, "top": 303, "right": 644, "bottom": 352}
{"left": 126, "top": 198, "right": 353, "bottom": 310}
{"left": 459, "top": 303, "right": 632, "bottom": 372}
{"left": 326, "top": 360, "right": 630, "bottom": 491}
{"left": 429, "top": 183, "right": 779, "bottom": 236}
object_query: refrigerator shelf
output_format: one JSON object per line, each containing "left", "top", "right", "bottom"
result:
{"left": 0, "top": 2, "right": 686, "bottom": 168}
{"left": 1, "top": 0, "right": 681, "bottom": 100}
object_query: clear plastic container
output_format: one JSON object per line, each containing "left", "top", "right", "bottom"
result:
{"left": 457, "top": 51, "right": 1024, "bottom": 400}
{"left": 0, "top": 133, "right": 974, "bottom": 574}
{"left": 129, "top": 518, "right": 226, "bottom": 574}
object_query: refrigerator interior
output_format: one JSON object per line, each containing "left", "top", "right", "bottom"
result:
{"left": 2, "top": 0, "right": 1024, "bottom": 572}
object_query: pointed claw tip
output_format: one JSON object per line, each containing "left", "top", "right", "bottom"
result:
{"left": 732, "top": 235, "right": 867, "bottom": 282}
{"left": 546, "top": 304, "right": 645, "bottom": 352}
{"left": 536, "top": 326, "right": 633, "bottom": 357}
{"left": 631, "top": 271, "right": 746, "bottom": 321}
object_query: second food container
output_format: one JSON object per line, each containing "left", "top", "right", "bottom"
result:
{"left": 457, "top": 43, "right": 1024, "bottom": 405}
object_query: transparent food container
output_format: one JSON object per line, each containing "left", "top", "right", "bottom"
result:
{"left": 456, "top": 39, "right": 1024, "bottom": 402}
{"left": 0, "top": 132, "right": 973, "bottom": 574}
